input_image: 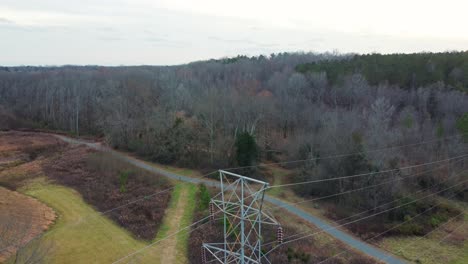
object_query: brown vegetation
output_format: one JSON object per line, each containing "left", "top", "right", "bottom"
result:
{"left": 41, "top": 144, "right": 173, "bottom": 240}
{"left": 0, "top": 131, "right": 172, "bottom": 242}
{"left": 0, "top": 187, "right": 56, "bottom": 262}
{"left": 324, "top": 195, "right": 463, "bottom": 240}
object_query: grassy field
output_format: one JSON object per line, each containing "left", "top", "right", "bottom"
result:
{"left": 376, "top": 203, "right": 468, "bottom": 264}
{"left": 13, "top": 178, "right": 160, "bottom": 264}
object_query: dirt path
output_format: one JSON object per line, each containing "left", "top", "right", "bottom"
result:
{"left": 155, "top": 185, "right": 190, "bottom": 264}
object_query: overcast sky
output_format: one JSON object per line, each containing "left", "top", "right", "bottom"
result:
{"left": 1, "top": 0, "right": 467, "bottom": 66}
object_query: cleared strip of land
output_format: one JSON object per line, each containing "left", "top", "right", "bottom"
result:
{"left": 150, "top": 184, "right": 197, "bottom": 264}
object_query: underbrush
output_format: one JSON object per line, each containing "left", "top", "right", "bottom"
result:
{"left": 43, "top": 148, "right": 172, "bottom": 240}
{"left": 326, "top": 197, "right": 462, "bottom": 239}
{"left": 0, "top": 143, "right": 63, "bottom": 190}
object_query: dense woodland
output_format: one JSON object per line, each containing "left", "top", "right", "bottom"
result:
{"left": 1, "top": 51, "right": 468, "bottom": 236}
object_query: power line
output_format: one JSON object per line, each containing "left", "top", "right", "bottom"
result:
{"left": 20, "top": 134, "right": 449, "bottom": 253}
{"left": 5, "top": 132, "right": 463, "bottom": 259}
{"left": 315, "top": 190, "right": 465, "bottom": 264}
{"left": 45, "top": 133, "right": 463, "bottom": 238}
{"left": 265, "top": 160, "right": 466, "bottom": 246}
{"left": 0, "top": 170, "right": 217, "bottom": 254}
{"left": 267, "top": 157, "right": 467, "bottom": 212}
{"left": 379, "top": 210, "right": 465, "bottom": 263}
{"left": 263, "top": 174, "right": 468, "bottom": 255}
{"left": 267, "top": 153, "right": 468, "bottom": 189}
{"left": 111, "top": 214, "right": 220, "bottom": 264}
{"left": 411, "top": 221, "right": 465, "bottom": 263}
{"left": 222, "top": 133, "right": 465, "bottom": 172}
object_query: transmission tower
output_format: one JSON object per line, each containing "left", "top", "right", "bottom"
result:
{"left": 203, "top": 170, "right": 279, "bottom": 264}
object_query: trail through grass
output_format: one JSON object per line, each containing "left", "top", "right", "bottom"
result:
{"left": 149, "top": 183, "right": 197, "bottom": 264}
{"left": 265, "top": 165, "right": 290, "bottom": 197}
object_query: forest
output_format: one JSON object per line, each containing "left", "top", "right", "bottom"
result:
{"left": 1, "top": 51, "right": 468, "bottom": 236}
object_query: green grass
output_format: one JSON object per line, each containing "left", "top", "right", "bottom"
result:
{"left": 176, "top": 184, "right": 197, "bottom": 259}
{"left": 15, "top": 178, "right": 158, "bottom": 264}
{"left": 265, "top": 165, "right": 289, "bottom": 197}
{"left": 377, "top": 208, "right": 468, "bottom": 264}
{"left": 154, "top": 184, "right": 184, "bottom": 240}
{"left": 380, "top": 235, "right": 467, "bottom": 264}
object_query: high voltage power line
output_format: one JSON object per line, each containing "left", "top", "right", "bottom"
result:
{"left": 5, "top": 133, "right": 466, "bottom": 262}
{"left": 0, "top": 171, "right": 218, "bottom": 254}
{"left": 68, "top": 132, "right": 468, "bottom": 228}
{"left": 314, "top": 190, "right": 466, "bottom": 264}
{"left": 109, "top": 161, "right": 468, "bottom": 264}
{"left": 266, "top": 158, "right": 466, "bottom": 243}
{"left": 263, "top": 173, "right": 468, "bottom": 256}
{"left": 267, "top": 153, "right": 468, "bottom": 188}
{"left": 266, "top": 156, "right": 467, "bottom": 212}
{"left": 13, "top": 131, "right": 457, "bottom": 252}
{"left": 87, "top": 132, "right": 468, "bottom": 263}
{"left": 379, "top": 209, "right": 465, "bottom": 263}
{"left": 111, "top": 215, "right": 221, "bottom": 264}
{"left": 410, "top": 220, "right": 466, "bottom": 263}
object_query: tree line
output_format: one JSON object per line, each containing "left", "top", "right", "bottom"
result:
{"left": 296, "top": 51, "right": 468, "bottom": 90}
{"left": 1, "top": 51, "right": 467, "bottom": 223}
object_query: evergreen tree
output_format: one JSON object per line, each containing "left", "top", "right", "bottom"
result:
{"left": 235, "top": 132, "right": 258, "bottom": 167}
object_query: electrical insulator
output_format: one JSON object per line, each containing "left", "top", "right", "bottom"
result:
{"left": 277, "top": 225, "right": 283, "bottom": 244}
{"left": 201, "top": 247, "right": 207, "bottom": 264}
{"left": 209, "top": 201, "right": 215, "bottom": 221}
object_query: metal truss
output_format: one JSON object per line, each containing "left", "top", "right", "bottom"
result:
{"left": 203, "top": 170, "right": 278, "bottom": 264}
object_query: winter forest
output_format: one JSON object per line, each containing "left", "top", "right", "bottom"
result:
{"left": 1, "top": 51, "right": 468, "bottom": 231}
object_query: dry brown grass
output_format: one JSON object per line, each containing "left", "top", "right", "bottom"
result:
{"left": 0, "top": 131, "right": 65, "bottom": 189}
{"left": 0, "top": 187, "right": 56, "bottom": 262}
{"left": 0, "top": 131, "right": 63, "bottom": 154}
{"left": 0, "top": 132, "right": 59, "bottom": 261}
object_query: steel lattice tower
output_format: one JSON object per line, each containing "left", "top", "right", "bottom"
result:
{"left": 203, "top": 170, "right": 278, "bottom": 264}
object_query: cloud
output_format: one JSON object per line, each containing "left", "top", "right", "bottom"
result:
{"left": 98, "top": 36, "right": 123, "bottom": 41}
{"left": 96, "top": 26, "right": 115, "bottom": 32}
{"left": 144, "top": 36, "right": 188, "bottom": 48}
{"left": 145, "top": 36, "right": 168, "bottom": 43}
{"left": 0, "top": 17, "right": 14, "bottom": 24}
{"left": 207, "top": 36, "right": 260, "bottom": 46}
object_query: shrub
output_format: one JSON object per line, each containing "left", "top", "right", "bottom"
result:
{"left": 198, "top": 184, "right": 211, "bottom": 211}
{"left": 118, "top": 170, "right": 131, "bottom": 193}
{"left": 397, "top": 223, "right": 424, "bottom": 236}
